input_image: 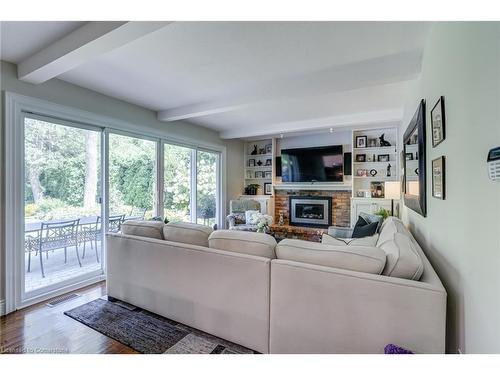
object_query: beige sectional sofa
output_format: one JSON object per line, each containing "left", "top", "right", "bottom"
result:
{"left": 106, "top": 218, "right": 446, "bottom": 354}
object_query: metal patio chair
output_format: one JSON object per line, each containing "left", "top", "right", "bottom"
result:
{"left": 108, "top": 214, "right": 125, "bottom": 233}
{"left": 38, "top": 219, "right": 81, "bottom": 278}
{"left": 82, "top": 217, "right": 101, "bottom": 263}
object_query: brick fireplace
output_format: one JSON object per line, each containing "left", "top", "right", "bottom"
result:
{"left": 274, "top": 189, "right": 351, "bottom": 228}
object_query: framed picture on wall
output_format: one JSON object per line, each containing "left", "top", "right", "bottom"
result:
{"left": 432, "top": 156, "right": 446, "bottom": 199}
{"left": 431, "top": 96, "right": 446, "bottom": 147}
{"left": 264, "top": 182, "right": 272, "bottom": 195}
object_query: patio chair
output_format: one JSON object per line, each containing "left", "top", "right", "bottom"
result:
{"left": 82, "top": 217, "right": 101, "bottom": 263}
{"left": 108, "top": 214, "right": 125, "bottom": 233}
{"left": 127, "top": 207, "right": 147, "bottom": 221}
{"left": 38, "top": 219, "right": 81, "bottom": 278}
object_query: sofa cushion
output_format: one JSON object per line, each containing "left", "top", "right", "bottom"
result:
{"left": 208, "top": 230, "right": 277, "bottom": 258}
{"left": 121, "top": 220, "right": 164, "bottom": 239}
{"left": 377, "top": 217, "right": 424, "bottom": 280}
{"left": 275, "top": 239, "right": 386, "bottom": 274}
{"left": 322, "top": 233, "right": 379, "bottom": 247}
{"left": 163, "top": 222, "right": 213, "bottom": 247}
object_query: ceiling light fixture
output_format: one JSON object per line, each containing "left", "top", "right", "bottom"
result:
{"left": 280, "top": 133, "right": 284, "bottom": 139}
{"left": 329, "top": 127, "right": 334, "bottom": 133}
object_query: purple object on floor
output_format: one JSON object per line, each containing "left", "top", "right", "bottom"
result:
{"left": 384, "top": 344, "right": 414, "bottom": 354}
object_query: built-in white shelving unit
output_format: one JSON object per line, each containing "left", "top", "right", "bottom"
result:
{"left": 243, "top": 139, "right": 273, "bottom": 195}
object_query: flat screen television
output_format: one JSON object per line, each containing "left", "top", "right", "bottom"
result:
{"left": 281, "top": 145, "right": 344, "bottom": 183}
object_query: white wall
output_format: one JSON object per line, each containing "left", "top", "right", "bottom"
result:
{"left": 400, "top": 23, "right": 500, "bottom": 353}
{"left": 0, "top": 60, "right": 244, "bottom": 305}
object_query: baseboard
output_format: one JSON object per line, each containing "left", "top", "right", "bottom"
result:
{"left": 0, "top": 299, "right": 5, "bottom": 316}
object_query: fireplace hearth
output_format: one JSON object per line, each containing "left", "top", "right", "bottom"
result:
{"left": 289, "top": 196, "right": 332, "bottom": 228}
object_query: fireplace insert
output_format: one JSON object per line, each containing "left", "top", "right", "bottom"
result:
{"left": 289, "top": 196, "right": 332, "bottom": 228}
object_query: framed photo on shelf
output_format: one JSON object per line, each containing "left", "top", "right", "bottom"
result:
{"left": 356, "top": 136, "right": 367, "bottom": 148}
{"left": 248, "top": 159, "right": 256, "bottom": 167}
{"left": 432, "top": 156, "right": 446, "bottom": 199}
{"left": 355, "top": 154, "right": 366, "bottom": 162}
{"left": 405, "top": 152, "right": 414, "bottom": 161}
{"left": 264, "top": 171, "right": 272, "bottom": 179}
{"left": 356, "top": 169, "right": 368, "bottom": 177}
{"left": 377, "top": 154, "right": 390, "bottom": 162}
{"left": 264, "top": 182, "right": 272, "bottom": 195}
{"left": 255, "top": 171, "right": 264, "bottom": 178}
{"left": 370, "top": 181, "right": 385, "bottom": 198}
{"left": 265, "top": 144, "right": 272, "bottom": 154}
{"left": 431, "top": 96, "right": 446, "bottom": 148}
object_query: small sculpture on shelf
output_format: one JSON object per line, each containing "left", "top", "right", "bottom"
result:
{"left": 387, "top": 163, "right": 392, "bottom": 177}
{"left": 278, "top": 212, "right": 285, "bottom": 226}
{"left": 257, "top": 160, "right": 263, "bottom": 166}
{"left": 379, "top": 133, "right": 392, "bottom": 147}
{"left": 250, "top": 145, "right": 258, "bottom": 155}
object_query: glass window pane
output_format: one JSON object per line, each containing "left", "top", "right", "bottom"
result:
{"left": 164, "top": 144, "right": 191, "bottom": 222}
{"left": 197, "top": 150, "right": 218, "bottom": 227}
{"left": 108, "top": 133, "right": 156, "bottom": 220}
{"left": 24, "top": 117, "right": 102, "bottom": 293}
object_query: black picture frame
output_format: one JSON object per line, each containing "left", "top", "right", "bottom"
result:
{"left": 431, "top": 96, "right": 446, "bottom": 148}
{"left": 432, "top": 156, "right": 446, "bottom": 200}
{"left": 403, "top": 99, "right": 427, "bottom": 217}
{"left": 356, "top": 136, "right": 367, "bottom": 148}
{"left": 264, "top": 171, "right": 272, "bottom": 179}
{"left": 405, "top": 153, "right": 414, "bottom": 161}
{"left": 248, "top": 159, "right": 256, "bottom": 167}
{"left": 377, "top": 154, "right": 390, "bottom": 162}
{"left": 355, "top": 154, "right": 366, "bottom": 162}
{"left": 255, "top": 171, "right": 263, "bottom": 178}
{"left": 264, "top": 182, "right": 272, "bottom": 195}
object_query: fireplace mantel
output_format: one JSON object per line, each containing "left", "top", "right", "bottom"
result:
{"left": 273, "top": 183, "right": 352, "bottom": 191}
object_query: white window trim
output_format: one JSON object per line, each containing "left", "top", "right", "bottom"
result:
{"left": 4, "top": 92, "right": 227, "bottom": 313}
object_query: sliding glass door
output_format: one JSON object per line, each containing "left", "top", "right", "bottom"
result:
{"left": 108, "top": 133, "right": 157, "bottom": 220}
{"left": 163, "top": 144, "right": 220, "bottom": 226}
{"left": 197, "top": 150, "right": 219, "bottom": 226}
{"left": 23, "top": 115, "right": 104, "bottom": 298}
{"left": 15, "top": 108, "right": 222, "bottom": 308}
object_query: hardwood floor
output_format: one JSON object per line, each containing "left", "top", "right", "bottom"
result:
{"left": 0, "top": 282, "right": 138, "bottom": 354}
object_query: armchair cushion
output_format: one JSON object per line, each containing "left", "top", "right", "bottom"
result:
{"left": 245, "top": 210, "right": 260, "bottom": 225}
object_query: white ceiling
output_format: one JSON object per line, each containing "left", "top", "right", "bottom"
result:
{"left": 0, "top": 21, "right": 430, "bottom": 139}
{"left": 0, "top": 21, "right": 85, "bottom": 62}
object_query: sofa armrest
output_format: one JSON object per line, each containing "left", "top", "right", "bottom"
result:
{"left": 270, "top": 259, "right": 446, "bottom": 354}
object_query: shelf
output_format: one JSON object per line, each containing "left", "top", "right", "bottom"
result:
{"left": 353, "top": 176, "right": 398, "bottom": 181}
{"left": 353, "top": 161, "right": 394, "bottom": 165}
{"left": 273, "top": 183, "right": 352, "bottom": 191}
{"left": 353, "top": 147, "right": 396, "bottom": 152}
{"left": 245, "top": 177, "right": 272, "bottom": 181}
{"left": 245, "top": 166, "right": 272, "bottom": 169}
{"left": 246, "top": 153, "right": 273, "bottom": 158}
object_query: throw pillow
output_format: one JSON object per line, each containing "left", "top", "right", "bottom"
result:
{"left": 322, "top": 233, "right": 379, "bottom": 247}
{"left": 352, "top": 216, "right": 379, "bottom": 238}
{"left": 359, "top": 212, "right": 384, "bottom": 233}
{"left": 245, "top": 210, "right": 260, "bottom": 225}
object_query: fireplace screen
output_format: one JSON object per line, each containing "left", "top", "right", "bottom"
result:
{"left": 289, "top": 197, "right": 332, "bottom": 227}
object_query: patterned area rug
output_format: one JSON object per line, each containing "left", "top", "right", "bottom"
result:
{"left": 64, "top": 298, "right": 256, "bottom": 354}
